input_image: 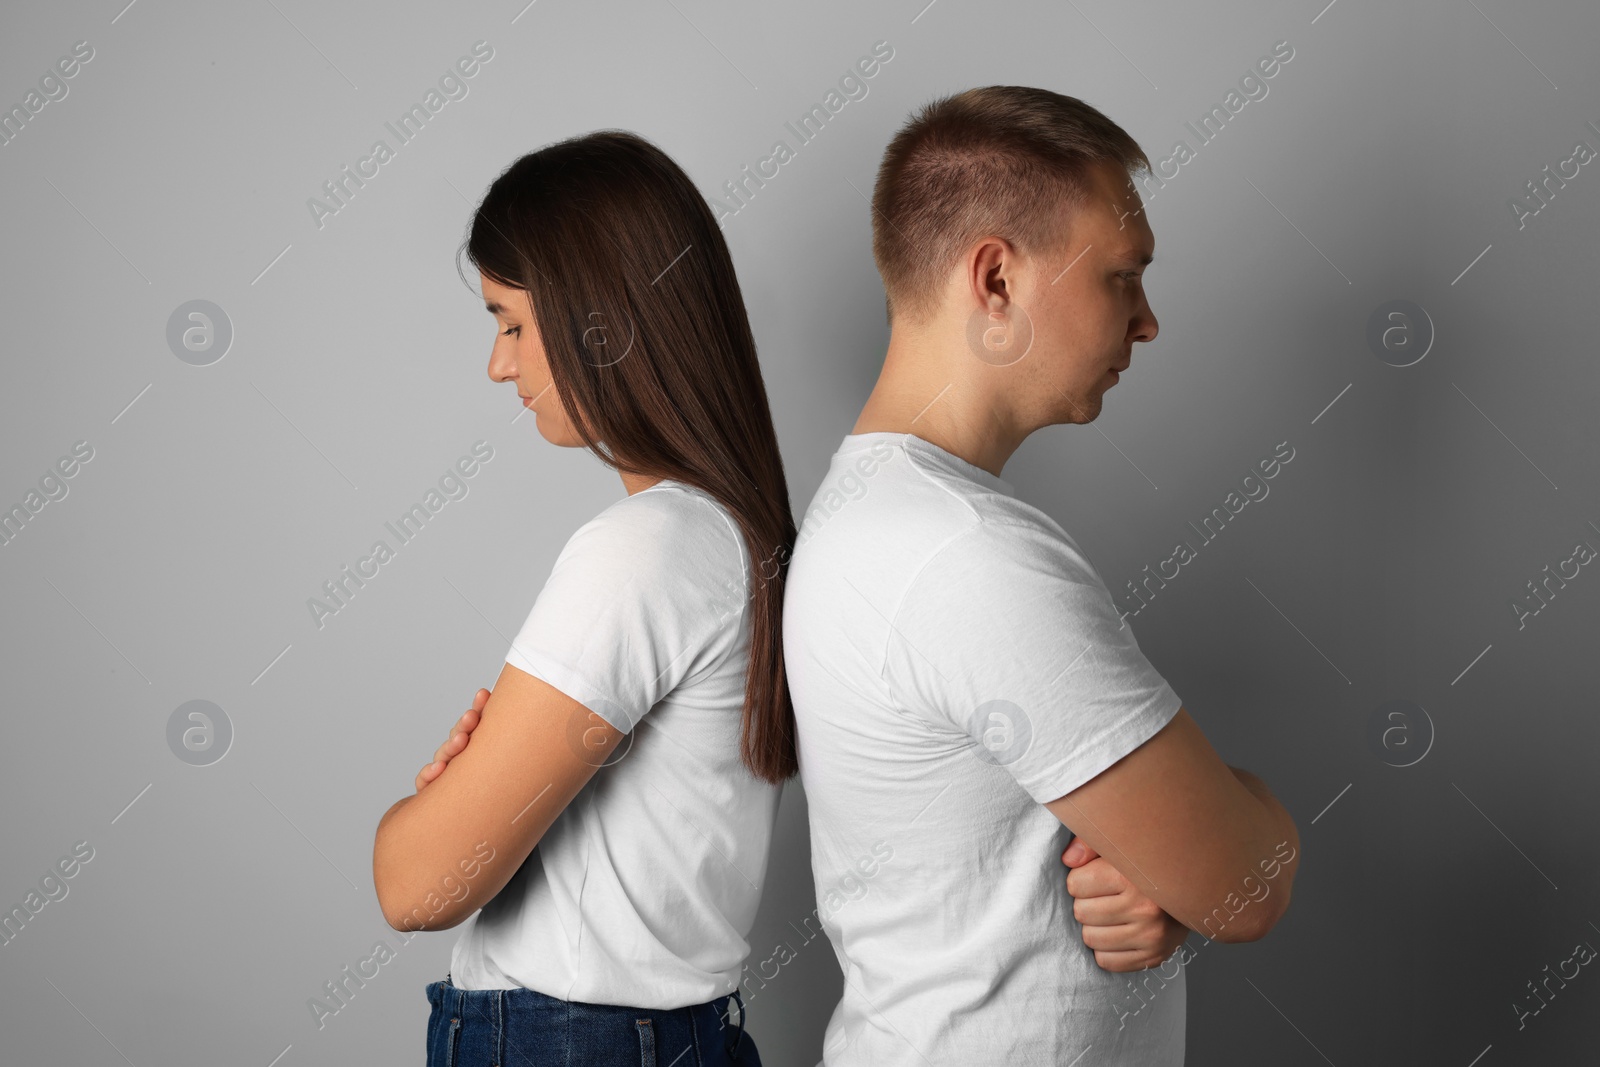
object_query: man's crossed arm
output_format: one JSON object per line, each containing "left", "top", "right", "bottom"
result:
{"left": 1053, "top": 707, "right": 1301, "bottom": 968}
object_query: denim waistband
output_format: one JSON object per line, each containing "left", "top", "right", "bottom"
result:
{"left": 425, "top": 972, "right": 749, "bottom": 1065}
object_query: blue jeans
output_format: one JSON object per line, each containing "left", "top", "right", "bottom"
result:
{"left": 424, "top": 973, "right": 762, "bottom": 1067}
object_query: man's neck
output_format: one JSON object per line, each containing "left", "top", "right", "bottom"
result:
{"left": 851, "top": 330, "right": 1031, "bottom": 479}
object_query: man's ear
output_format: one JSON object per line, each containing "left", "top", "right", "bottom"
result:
{"left": 967, "top": 236, "right": 1015, "bottom": 313}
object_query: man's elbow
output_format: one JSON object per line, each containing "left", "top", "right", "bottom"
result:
{"left": 1205, "top": 807, "right": 1302, "bottom": 943}
{"left": 1209, "top": 897, "right": 1288, "bottom": 943}
{"left": 1197, "top": 879, "right": 1295, "bottom": 944}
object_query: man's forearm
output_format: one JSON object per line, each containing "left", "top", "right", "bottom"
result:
{"left": 1226, "top": 765, "right": 1301, "bottom": 929}
{"left": 1229, "top": 767, "right": 1298, "bottom": 852}
{"left": 1229, "top": 765, "right": 1273, "bottom": 803}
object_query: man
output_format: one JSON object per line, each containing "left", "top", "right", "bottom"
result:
{"left": 782, "top": 86, "right": 1301, "bottom": 1064}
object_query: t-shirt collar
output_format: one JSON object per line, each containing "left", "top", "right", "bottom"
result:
{"left": 839, "top": 431, "right": 1015, "bottom": 498}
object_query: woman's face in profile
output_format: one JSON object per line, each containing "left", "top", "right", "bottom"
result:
{"left": 482, "top": 272, "right": 585, "bottom": 448}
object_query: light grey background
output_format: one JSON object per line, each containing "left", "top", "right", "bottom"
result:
{"left": 2, "top": 0, "right": 1597, "bottom": 1064}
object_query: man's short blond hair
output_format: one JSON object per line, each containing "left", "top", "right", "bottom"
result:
{"left": 871, "top": 85, "right": 1151, "bottom": 325}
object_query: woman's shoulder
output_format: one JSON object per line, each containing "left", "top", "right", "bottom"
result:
{"left": 565, "top": 479, "right": 747, "bottom": 582}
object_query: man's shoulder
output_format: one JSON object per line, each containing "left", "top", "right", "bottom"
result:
{"left": 881, "top": 512, "right": 1116, "bottom": 650}
{"left": 793, "top": 450, "right": 1029, "bottom": 559}
{"left": 910, "top": 510, "right": 1090, "bottom": 584}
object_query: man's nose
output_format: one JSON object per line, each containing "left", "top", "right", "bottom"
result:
{"left": 1135, "top": 299, "right": 1158, "bottom": 343}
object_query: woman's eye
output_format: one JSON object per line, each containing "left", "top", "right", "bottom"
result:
{"left": 501, "top": 326, "right": 520, "bottom": 337}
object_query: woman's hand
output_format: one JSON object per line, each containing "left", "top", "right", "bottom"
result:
{"left": 1063, "top": 836, "right": 1190, "bottom": 972}
{"left": 415, "top": 688, "right": 490, "bottom": 793}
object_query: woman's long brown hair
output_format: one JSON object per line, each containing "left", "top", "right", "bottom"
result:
{"left": 460, "top": 130, "right": 797, "bottom": 783}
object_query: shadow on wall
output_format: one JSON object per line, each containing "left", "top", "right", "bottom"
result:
{"left": 740, "top": 781, "right": 844, "bottom": 1067}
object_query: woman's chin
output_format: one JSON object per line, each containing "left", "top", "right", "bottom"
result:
{"left": 533, "top": 421, "right": 585, "bottom": 449}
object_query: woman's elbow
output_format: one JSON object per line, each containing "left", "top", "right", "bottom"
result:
{"left": 373, "top": 839, "right": 435, "bottom": 930}
{"left": 372, "top": 800, "right": 417, "bottom": 925}
{"left": 384, "top": 905, "right": 430, "bottom": 932}
{"left": 374, "top": 869, "right": 420, "bottom": 932}
{"left": 375, "top": 872, "right": 475, "bottom": 932}
{"left": 379, "top": 889, "right": 458, "bottom": 932}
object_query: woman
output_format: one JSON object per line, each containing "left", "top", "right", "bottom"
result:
{"left": 372, "top": 130, "right": 796, "bottom": 1067}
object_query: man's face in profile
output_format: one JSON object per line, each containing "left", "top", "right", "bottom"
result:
{"left": 1021, "top": 159, "right": 1159, "bottom": 427}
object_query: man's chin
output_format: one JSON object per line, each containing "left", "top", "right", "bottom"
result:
{"left": 1054, "top": 389, "right": 1102, "bottom": 426}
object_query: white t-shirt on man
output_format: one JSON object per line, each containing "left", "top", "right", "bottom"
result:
{"left": 449, "top": 479, "right": 783, "bottom": 1009}
{"left": 783, "top": 432, "right": 1186, "bottom": 1065}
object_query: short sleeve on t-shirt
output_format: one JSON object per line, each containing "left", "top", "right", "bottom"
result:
{"left": 504, "top": 488, "right": 748, "bottom": 734}
{"left": 882, "top": 519, "right": 1182, "bottom": 805}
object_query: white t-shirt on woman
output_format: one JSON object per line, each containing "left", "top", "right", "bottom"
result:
{"left": 448, "top": 479, "right": 782, "bottom": 1009}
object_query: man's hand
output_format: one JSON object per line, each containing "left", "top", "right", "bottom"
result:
{"left": 414, "top": 688, "right": 490, "bottom": 793}
{"left": 1064, "top": 836, "right": 1189, "bottom": 973}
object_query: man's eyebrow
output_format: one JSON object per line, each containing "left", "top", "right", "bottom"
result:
{"left": 1111, "top": 250, "right": 1155, "bottom": 267}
